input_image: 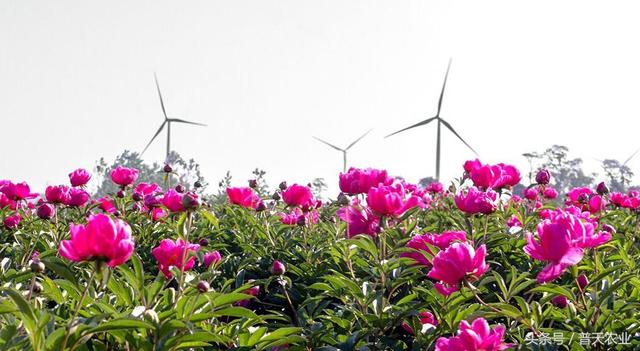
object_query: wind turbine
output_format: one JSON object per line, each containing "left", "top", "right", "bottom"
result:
{"left": 385, "top": 59, "right": 477, "bottom": 181}
{"left": 141, "top": 73, "right": 207, "bottom": 160}
{"left": 313, "top": 129, "right": 373, "bottom": 172}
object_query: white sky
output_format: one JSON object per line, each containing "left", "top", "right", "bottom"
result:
{"left": 2, "top": 1, "right": 640, "bottom": 194}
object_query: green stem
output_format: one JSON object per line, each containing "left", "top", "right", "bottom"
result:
{"left": 61, "top": 264, "right": 98, "bottom": 350}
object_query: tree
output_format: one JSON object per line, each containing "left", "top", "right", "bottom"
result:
{"left": 523, "top": 145, "right": 595, "bottom": 195}
{"left": 600, "top": 159, "right": 634, "bottom": 193}
{"left": 94, "top": 150, "right": 207, "bottom": 197}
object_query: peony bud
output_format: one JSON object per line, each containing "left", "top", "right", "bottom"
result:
{"left": 132, "top": 192, "right": 143, "bottom": 201}
{"left": 337, "top": 193, "right": 349, "bottom": 206}
{"left": 198, "top": 238, "right": 209, "bottom": 247}
{"left": 248, "top": 179, "right": 258, "bottom": 189}
{"left": 272, "top": 192, "right": 281, "bottom": 201}
{"left": 116, "top": 190, "right": 126, "bottom": 198}
{"left": 163, "top": 164, "right": 173, "bottom": 173}
{"left": 279, "top": 181, "right": 287, "bottom": 191}
{"left": 197, "top": 280, "right": 210, "bottom": 293}
{"left": 296, "top": 215, "right": 306, "bottom": 226}
{"left": 36, "top": 203, "right": 55, "bottom": 220}
{"left": 535, "top": 169, "right": 551, "bottom": 185}
{"left": 576, "top": 274, "right": 589, "bottom": 290}
{"left": 255, "top": 202, "right": 266, "bottom": 212}
{"left": 194, "top": 180, "right": 202, "bottom": 189}
{"left": 596, "top": 182, "right": 609, "bottom": 195}
{"left": 30, "top": 261, "right": 45, "bottom": 274}
{"left": 30, "top": 282, "right": 43, "bottom": 294}
{"left": 551, "top": 295, "right": 568, "bottom": 308}
{"left": 175, "top": 184, "right": 186, "bottom": 194}
{"left": 181, "top": 192, "right": 200, "bottom": 209}
{"left": 271, "top": 260, "right": 286, "bottom": 276}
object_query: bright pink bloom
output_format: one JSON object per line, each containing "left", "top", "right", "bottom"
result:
{"left": 463, "top": 159, "right": 483, "bottom": 174}
{"left": 523, "top": 187, "right": 538, "bottom": 201}
{"left": 66, "top": 188, "right": 90, "bottom": 207}
{"left": 339, "top": 167, "right": 393, "bottom": 195}
{"left": 337, "top": 201, "right": 380, "bottom": 238}
{"left": 0, "top": 192, "right": 11, "bottom": 209}
{"left": 135, "top": 182, "right": 161, "bottom": 195}
{"left": 401, "top": 231, "right": 467, "bottom": 266}
{"left": 426, "top": 182, "right": 444, "bottom": 194}
{"left": 45, "top": 185, "right": 71, "bottom": 204}
{"left": 523, "top": 211, "right": 606, "bottom": 283}
{"left": 203, "top": 250, "right": 222, "bottom": 268}
{"left": 3, "top": 213, "right": 21, "bottom": 229}
{"left": 588, "top": 195, "right": 607, "bottom": 213}
{"left": 69, "top": 168, "right": 91, "bottom": 187}
{"left": 542, "top": 187, "right": 558, "bottom": 199}
{"left": 493, "top": 164, "right": 521, "bottom": 189}
{"left": 151, "top": 207, "right": 167, "bottom": 221}
{"left": 226, "top": 187, "right": 261, "bottom": 209}
{"left": 506, "top": 215, "right": 522, "bottom": 228}
{"left": 435, "top": 318, "right": 513, "bottom": 351}
{"left": 465, "top": 160, "right": 520, "bottom": 189}
{"left": 110, "top": 166, "right": 139, "bottom": 187}
{"left": 1, "top": 182, "right": 37, "bottom": 201}
{"left": 566, "top": 187, "right": 593, "bottom": 210}
{"left": 278, "top": 207, "right": 318, "bottom": 226}
{"left": 401, "top": 311, "right": 438, "bottom": 335}
{"left": 282, "top": 184, "right": 315, "bottom": 208}
{"left": 151, "top": 239, "right": 200, "bottom": 278}
{"left": 454, "top": 187, "right": 497, "bottom": 215}
{"left": 97, "top": 197, "right": 116, "bottom": 213}
{"left": 427, "top": 242, "right": 488, "bottom": 296}
{"left": 366, "top": 184, "right": 421, "bottom": 217}
{"left": 59, "top": 214, "right": 134, "bottom": 267}
{"left": 162, "top": 189, "right": 185, "bottom": 212}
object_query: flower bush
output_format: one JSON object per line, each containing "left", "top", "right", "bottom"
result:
{"left": 0, "top": 162, "right": 639, "bottom": 350}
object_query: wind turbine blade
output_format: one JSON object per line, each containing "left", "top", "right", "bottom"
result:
{"left": 168, "top": 118, "right": 207, "bottom": 127}
{"left": 436, "top": 58, "right": 453, "bottom": 117}
{"left": 141, "top": 121, "right": 167, "bottom": 155}
{"left": 313, "top": 136, "right": 343, "bottom": 151}
{"left": 623, "top": 147, "right": 640, "bottom": 165}
{"left": 346, "top": 128, "right": 373, "bottom": 150}
{"left": 154, "top": 73, "right": 168, "bottom": 119}
{"left": 440, "top": 118, "right": 478, "bottom": 155}
{"left": 384, "top": 117, "right": 437, "bottom": 138}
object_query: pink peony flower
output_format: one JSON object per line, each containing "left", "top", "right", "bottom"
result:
{"left": 465, "top": 160, "right": 520, "bottom": 190}
{"left": 135, "top": 182, "right": 161, "bottom": 195}
{"left": 337, "top": 201, "right": 380, "bottom": 238}
{"left": 66, "top": 188, "right": 90, "bottom": 207}
{"left": 110, "top": 166, "right": 139, "bottom": 187}
{"left": 401, "top": 311, "right": 438, "bottom": 335}
{"left": 203, "top": 250, "right": 222, "bottom": 268}
{"left": 161, "top": 189, "right": 185, "bottom": 212}
{"left": 1, "top": 182, "right": 37, "bottom": 201}
{"left": 0, "top": 192, "right": 11, "bottom": 209}
{"left": 523, "top": 210, "right": 611, "bottom": 283}
{"left": 45, "top": 185, "right": 71, "bottom": 204}
{"left": 435, "top": 318, "right": 513, "bottom": 351}
{"left": 401, "top": 231, "right": 467, "bottom": 266}
{"left": 506, "top": 215, "right": 522, "bottom": 228}
{"left": 37, "top": 203, "right": 56, "bottom": 220}
{"left": 59, "top": 214, "right": 135, "bottom": 267}
{"left": 454, "top": 187, "right": 498, "bottom": 215}
{"left": 151, "top": 239, "right": 200, "bottom": 278}
{"left": 426, "top": 181, "right": 444, "bottom": 194}
{"left": 226, "top": 187, "right": 262, "bottom": 209}
{"left": 69, "top": 168, "right": 91, "bottom": 187}
{"left": 3, "top": 213, "right": 21, "bottom": 229}
{"left": 282, "top": 184, "right": 315, "bottom": 208}
{"left": 523, "top": 187, "right": 538, "bottom": 201}
{"left": 338, "top": 167, "right": 394, "bottom": 195}
{"left": 366, "top": 184, "right": 421, "bottom": 217}
{"left": 542, "top": 187, "right": 558, "bottom": 199}
{"left": 427, "top": 242, "right": 488, "bottom": 296}
{"left": 97, "top": 196, "right": 117, "bottom": 213}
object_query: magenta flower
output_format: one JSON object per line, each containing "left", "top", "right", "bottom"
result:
{"left": 401, "top": 231, "right": 467, "bottom": 266}
{"left": 552, "top": 295, "right": 568, "bottom": 308}
{"left": 506, "top": 215, "right": 522, "bottom": 229}
{"left": 454, "top": 187, "right": 497, "bottom": 215}
{"left": 135, "top": 182, "right": 161, "bottom": 195}
{"left": 366, "top": 184, "right": 421, "bottom": 217}
{"left": 535, "top": 169, "right": 551, "bottom": 185}
{"left": 1, "top": 182, "right": 37, "bottom": 201}
{"left": 523, "top": 211, "right": 599, "bottom": 283}
{"left": 226, "top": 187, "right": 261, "bottom": 209}
{"left": 151, "top": 207, "right": 167, "bottom": 221}
{"left": 0, "top": 192, "right": 10, "bottom": 209}
{"left": 435, "top": 318, "right": 513, "bottom": 351}
{"left": 151, "top": 239, "right": 200, "bottom": 278}
{"left": 426, "top": 181, "right": 444, "bottom": 194}
{"left": 45, "top": 185, "right": 71, "bottom": 204}
{"left": 336, "top": 201, "right": 380, "bottom": 238}
{"left": 401, "top": 310, "right": 438, "bottom": 335}
{"left": 97, "top": 196, "right": 117, "bottom": 214}
{"left": 465, "top": 160, "right": 521, "bottom": 190}
{"left": 37, "top": 203, "right": 56, "bottom": 220}
{"left": 542, "top": 187, "right": 558, "bottom": 199}
{"left": 162, "top": 189, "right": 185, "bottom": 212}
{"left": 66, "top": 188, "right": 90, "bottom": 207}
{"left": 69, "top": 168, "right": 91, "bottom": 187}
{"left": 3, "top": 213, "right": 21, "bottom": 230}
{"left": 338, "top": 167, "right": 393, "bottom": 195}
{"left": 59, "top": 214, "right": 135, "bottom": 267}
{"left": 427, "top": 242, "right": 488, "bottom": 296}
{"left": 282, "top": 184, "right": 315, "bottom": 208}
{"left": 110, "top": 166, "right": 139, "bottom": 187}
{"left": 523, "top": 187, "right": 538, "bottom": 201}
{"left": 203, "top": 250, "right": 222, "bottom": 268}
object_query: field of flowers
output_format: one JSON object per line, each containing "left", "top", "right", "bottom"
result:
{"left": 1, "top": 161, "right": 639, "bottom": 350}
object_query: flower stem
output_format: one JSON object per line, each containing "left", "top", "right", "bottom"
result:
{"left": 60, "top": 264, "right": 98, "bottom": 350}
